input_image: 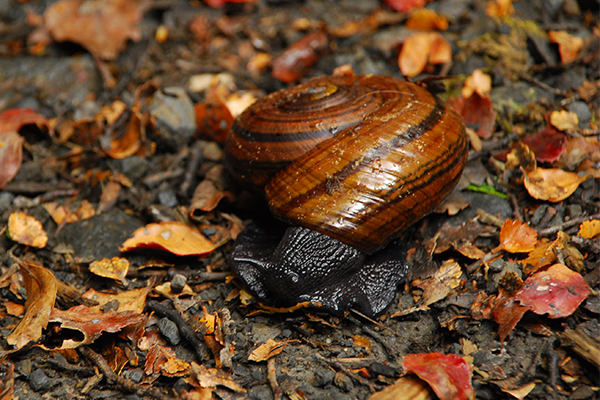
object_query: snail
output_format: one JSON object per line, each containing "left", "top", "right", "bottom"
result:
{"left": 225, "top": 74, "right": 467, "bottom": 317}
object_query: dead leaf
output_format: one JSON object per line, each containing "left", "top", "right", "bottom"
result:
{"left": 415, "top": 260, "right": 463, "bottom": 307}
{"left": 154, "top": 282, "right": 196, "bottom": 298}
{"left": 515, "top": 263, "right": 591, "bottom": 319}
{"left": 402, "top": 353, "right": 475, "bottom": 400}
{"left": 272, "top": 31, "right": 328, "bottom": 83}
{"left": 521, "top": 125, "right": 566, "bottom": 163}
{"left": 383, "top": 0, "right": 430, "bottom": 12}
{"left": 524, "top": 167, "right": 590, "bottom": 202}
{"left": 500, "top": 382, "right": 536, "bottom": 399}
{"left": 7, "top": 211, "right": 48, "bottom": 248}
{"left": 578, "top": 219, "right": 600, "bottom": 239}
{"left": 145, "top": 341, "right": 191, "bottom": 377}
{"left": 120, "top": 221, "right": 216, "bottom": 256}
{"left": 399, "top": 32, "right": 452, "bottom": 77}
{"left": 447, "top": 93, "right": 497, "bottom": 139}
{"left": 82, "top": 286, "right": 151, "bottom": 314}
{"left": 7, "top": 260, "right": 57, "bottom": 350}
{"left": 550, "top": 110, "right": 579, "bottom": 133}
{"left": 405, "top": 8, "right": 448, "bottom": 31}
{"left": 548, "top": 30, "right": 584, "bottom": 64}
{"left": 89, "top": 257, "right": 129, "bottom": 285}
{"left": 0, "top": 131, "right": 24, "bottom": 189}
{"left": 44, "top": 0, "right": 146, "bottom": 60}
{"left": 494, "top": 219, "right": 538, "bottom": 253}
{"left": 46, "top": 305, "right": 146, "bottom": 349}
{"left": 486, "top": 0, "right": 514, "bottom": 17}
{"left": 104, "top": 111, "right": 142, "bottom": 159}
{"left": 369, "top": 375, "right": 434, "bottom": 400}
{"left": 492, "top": 289, "right": 531, "bottom": 342}
{"left": 248, "top": 338, "right": 289, "bottom": 362}
{"left": 191, "top": 363, "right": 245, "bottom": 392}
{"left": 461, "top": 69, "right": 492, "bottom": 98}
{"left": 43, "top": 200, "right": 96, "bottom": 224}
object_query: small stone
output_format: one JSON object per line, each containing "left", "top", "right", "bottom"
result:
{"left": 313, "top": 368, "right": 335, "bottom": 387}
{"left": 370, "top": 362, "right": 397, "bottom": 378}
{"left": 157, "top": 317, "right": 180, "bottom": 346}
{"left": 248, "top": 384, "right": 274, "bottom": 400}
{"left": 567, "top": 101, "right": 592, "bottom": 126}
{"left": 158, "top": 188, "right": 178, "bottom": 208}
{"left": 334, "top": 371, "right": 354, "bottom": 392}
{"left": 566, "top": 204, "right": 583, "bottom": 219}
{"left": 29, "top": 368, "right": 52, "bottom": 392}
{"left": 173, "top": 377, "right": 194, "bottom": 393}
{"left": 123, "top": 369, "right": 144, "bottom": 383}
{"left": 170, "top": 274, "right": 187, "bottom": 294}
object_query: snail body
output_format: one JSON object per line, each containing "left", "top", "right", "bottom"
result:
{"left": 225, "top": 75, "right": 467, "bottom": 316}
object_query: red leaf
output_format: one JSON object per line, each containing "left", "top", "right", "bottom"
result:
{"left": 0, "top": 108, "right": 48, "bottom": 133}
{"left": 521, "top": 126, "right": 566, "bottom": 163}
{"left": 448, "top": 93, "right": 497, "bottom": 139}
{"left": 403, "top": 353, "right": 475, "bottom": 400}
{"left": 384, "top": 0, "right": 430, "bottom": 12}
{"left": 272, "top": 31, "right": 328, "bottom": 83}
{"left": 515, "top": 263, "right": 591, "bottom": 318}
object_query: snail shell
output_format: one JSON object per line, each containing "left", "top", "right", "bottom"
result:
{"left": 225, "top": 74, "right": 467, "bottom": 252}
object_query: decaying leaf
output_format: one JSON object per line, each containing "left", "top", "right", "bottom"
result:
{"left": 82, "top": 286, "right": 151, "bottom": 314}
{"left": 248, "top": 338, "right": 290, "bottom": 362}
{"left": 399, "top": 32, "right": 451, "bottom": 77}
{"left": 44, "top": 0, "right": 146, "bottom": 60}
{"left": 120, "top": 221, "right": 216, "bottom": 256}
{"left": 548, "top": 30, "right": 584, "bottom": 64}
{"left": 145, "top": 341, "right": 191, "bottom": 377}
{"left": 414, "top": 260, "right": 463, "bottom": 307}
{"left": 7, "top": 260, "right": 57, "bottom": 350}
{"left": 461, "top": 69, "right": 492, "bottom": 98}
{"left": 402, "top": 353, "right": 475, "bottom": 400}
{"left": 492, "top": 288, "right": 531, "bottom": 342}
{"left": 550, "top": 110, "right": 579, "bottom": 134}
{"left": 485, "top": 0, "right": 514, "bottom": 17}
{"left": 383, "top": 0, "right": 430, "bottom": 12}
{"left": 191, "top": 363, "right": 245, "bottom": 393}
{"left": 7, "top": 211, "right": 48, "bottom": 248}
{"left": 524, "top": 167, "right": 590, "bottom": 202}
{"left": 369, "top": 375, "right": 435, "bottom": 400}
{"left": 515, "top": 263, "right": 591, "bottom": 319}
{"left": 494, "top": 219, "right": 538, "bottom": 254}
{"left": 448, "top": 93, "right": 497, "bottom": 139}
{"left": 521, "top": 125, "right": 566, "bottom": 163}
{"left": 89, "top": 257, "right": 130, "bottom": 285}
{"left": 272, "top": 31, "right": 328, "bottom": 83}
{"left": 46, "top": 305, "right": 146, "bottom": 349}
{"left": 405, "top": 8, "right": 448, "bottom": 31}
{"left": 0, "top": 131, "right": 24, "bottom": 189}
{"left": 43, "top": 200, "right": 96, "bottom": 225}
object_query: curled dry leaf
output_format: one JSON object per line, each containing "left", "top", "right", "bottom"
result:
{"left": 515, "top": 263, "right": 591, "bottom": 319}
{"left": 272, "top": 30, "right": 329, "bottom": 83}
{"left": 524, "top": 167, "right": 590, "bottom": 202}
{"left": 578, "top": 219, "right": 600, "bottom": 239}
{"left": 120, "top": 221, "right": 216, "bottom": 256}
{"left": 7, "top": 260, "right": 57, "bottom": 350}
{"left": 548, "top": 30, "right": 584, "bottom": 64}
{"left": 495, "top": 219, "right": 538, "bottom": 254}
{"left": 402, "top": 353, "right": 475, "bottom": 400}
{"left": 104, "top": 112, "right": 142, "bottom": 159}
{"left": 248, "top": 338, "right": 290, "bottom": 362}
{"left": 89, "top": 257, "right": 129, "bottom": 285}
{"left": 399, "top": 32, "right": 452, "bottom": 77}
{"left": 44, "top": 0, "right": 146, "bottom": 60}
{"left": 145, "top": 342, "right": 191, "bottom": 377}
{"left": 45, "top": 305, "right": 146, "bottom": 349}
{"left": 550, "top": 110, "right": 579, "bottom": 133}
{"left": 8, "top": 211, "right": 48, "bottom": 248}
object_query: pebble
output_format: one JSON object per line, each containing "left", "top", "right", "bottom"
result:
{"left": 170, "top": 274, "right": 187, "bottom": 294}
{"left": 157, "top": 317, "right": 180, "bottom": 346}
{"left": 248, "top": 384, "right": 274, "bottom": 400}
{"left": 313, "top": 369, "right": 335, "bottom": 387}
{"left": 149, "top": 87, "right": 196, "bottom": 150}
{"left": 122, "top": 368, "right": 144, "bottom": 383}
{"left": 158, "top": 187, "right": 179, "bottom": 208}
{"left": 567, "top": 101, "right": 592, "bottom": 127}
{"left": 370, "top": 362, "right": 397, "bottom": 378}
{"left": 333, "top": 371, "right": 354, "bottom": 392}
{"left": 29, "top": 368, "right": 52, "bottom": 392}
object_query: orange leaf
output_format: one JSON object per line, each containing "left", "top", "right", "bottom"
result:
{"left": 485, "top": 0, "right": 514, "bottom": 17}
{"left": 399, "top": 32, "right": 451, "bottom": 77}
{"left": 0, "top": 131, "right": 24, "bottom": 189}
{"left": 548, "top": 31, "right": 583, "bottom": 64}
{"left": 7, "top": 211, "right": 48, "bottom": 248}
{"left": 515, "top": 263, "right": 591, "bottom": 319}
{"left": 89, "top": 257, "right": 130, "bottom": 284}
{"left": 524, "top": 167, "right": 590, "bottom": 202}
{"left": 405, "top": 8, "right": 448, "bottom": 31}
{"left": 495, "top": 219, "right": 538, "bottom": 253}
{"left": 461, "top": 69, "right": 492, "bottom": 98}
{"left": 383, "top": 0, "right": 430, "bottom": 12}
{"left": 248, "top": 339, "right": 289, "bottom": 362}
{"left": 82, "top": 286, "right": 151, "bottom": 314}
{"left": 491, "top": 291, "right": 530, "bottom": 342}
{"left": 578, "top": 219, "right": 600, "bottom": 239}
{"left": 119, "top": 221, "right": 216, "bottom": 256}
{"left": 145, "top": 342, "right": 191, "bottom": 377}
{"left": 402, "top": 353, "right": 475, "bottom": 400}
{"left": 550, "top": 110, "right": 579, "bottom": 134}
{"left": 7, "top": 260, "right": 57, "bottom": 350}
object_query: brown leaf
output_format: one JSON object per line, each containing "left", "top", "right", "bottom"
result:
{"left": 43, "top": 200, "right": 96, "bottom": 224}
{"left": 578, "top": 219, "right": 600, "bottom": 239}
{"left": 0, "top": 131, "right": 24, "bottom": 189}
{"left": 44, "top": 0, "right": 146, "bottom": 60}
{"left": 7, "top": 260, "right": 57, "bottom": 350}
{"left": 405, "top": 9, "right": 448, "bottom": 31}
{"left": 191, "top": 363, "right": 245, "bottom": 392}
{"left": 485, "top": 0, "right": 514, "bottom": 17}
{"left": 495, "top": 219, "right": 538, "bottom": 253}
{"left": 7, "top": 211, "right": 48, "bottom": 248}
{"left": 82, "top": 286, "right": 151, "bottom": 314}
{"left": 399, "top": 32, "right": 452, "bottom": 77}
{"left": 492, "top": 289, "right": 531, "bottom": 342}
{"left": 46, "top": 305, "right": 146, "bottom": 349}
{"left": 548, "top": 30, "right": 584, "bottom": 64}
{"left": 145, "top": 342, "right": 191, "bottom": 377}
{"left": 120, "top": 221, "right": 216, "bottom": 256}
{"left": 104, "top": 111, "right": 142, "bottom": 159}
{"left": 461, "top": 69, "right": 492, "bottom": 98}
{"left": 272, "top": 31, "right": 328, "bottom": 83}
{"left": 524, "top": 167, "right": 590, "bottom": 202}
{"left": 369, "top": 375, "right": 434, "bottom": 400}
{"left": 447, "top": 93, "right": 497, "bottom": 139}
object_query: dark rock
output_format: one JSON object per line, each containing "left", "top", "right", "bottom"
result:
{"left": 567, "top": 101, "right": 592, "bottom": 126}
{"left": 122, "top": 369, "right": 144, "bottom": 383}
{"left": 157, "top": 317, "right": 180, "bottom": 346}
{"left": 29, "top": 368, "right": 52, "bottom": 392}
{"left": 370, "top": 362, "right": 397, "bottom": 378}
{"left": 248, "top": 384, "right": 274, "bottom": 400}
{"left": 313, "top": 369, "right": 335, "bottom": 387}
{"left": 333, "top": 371, "right": 354, "bottom": 392}
{"left": 170, "top": 274, "right": 187, "bottom": 294}
{"left": 149, "top": 87, "right": 196, "bottom": 150}
{"left": 173, "top": 377, "right": 193, "bottom": 393}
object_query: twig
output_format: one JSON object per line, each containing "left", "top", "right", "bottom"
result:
{"left": 537, "top": 213, "right": 600, "bottom": 237}
{"left": 508, "top": 193, "right": 523, "bottom": 222}
{"left": 180, "top": 141, "right": 204, "bottom": 198}
{"left": 346, "top": 315, "right": 399, "bottom": 360}
{"left": 78, "top": 346, "right": 171, "bottom": 400}
{"left": 315, "top": 353, "right": 383, "bottom": 392}
{"left": 145, "top": 300, "right": 209, "bottom": 363}
{"left": 466, "top": 249, "right": 503, "bottom": 274}
{"left": 267, "top": 358, "right": 283, "bottom": 400}
{"left": 520, "top": 74, "right": 569, "bottom": 97}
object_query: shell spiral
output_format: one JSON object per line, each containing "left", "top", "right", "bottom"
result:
{"left": 225, "top": 75, "right": 467, "bottom": 253}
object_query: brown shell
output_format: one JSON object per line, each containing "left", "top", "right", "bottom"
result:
{"left": 225, "top": 75, "right": 467, "bottom": 253}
